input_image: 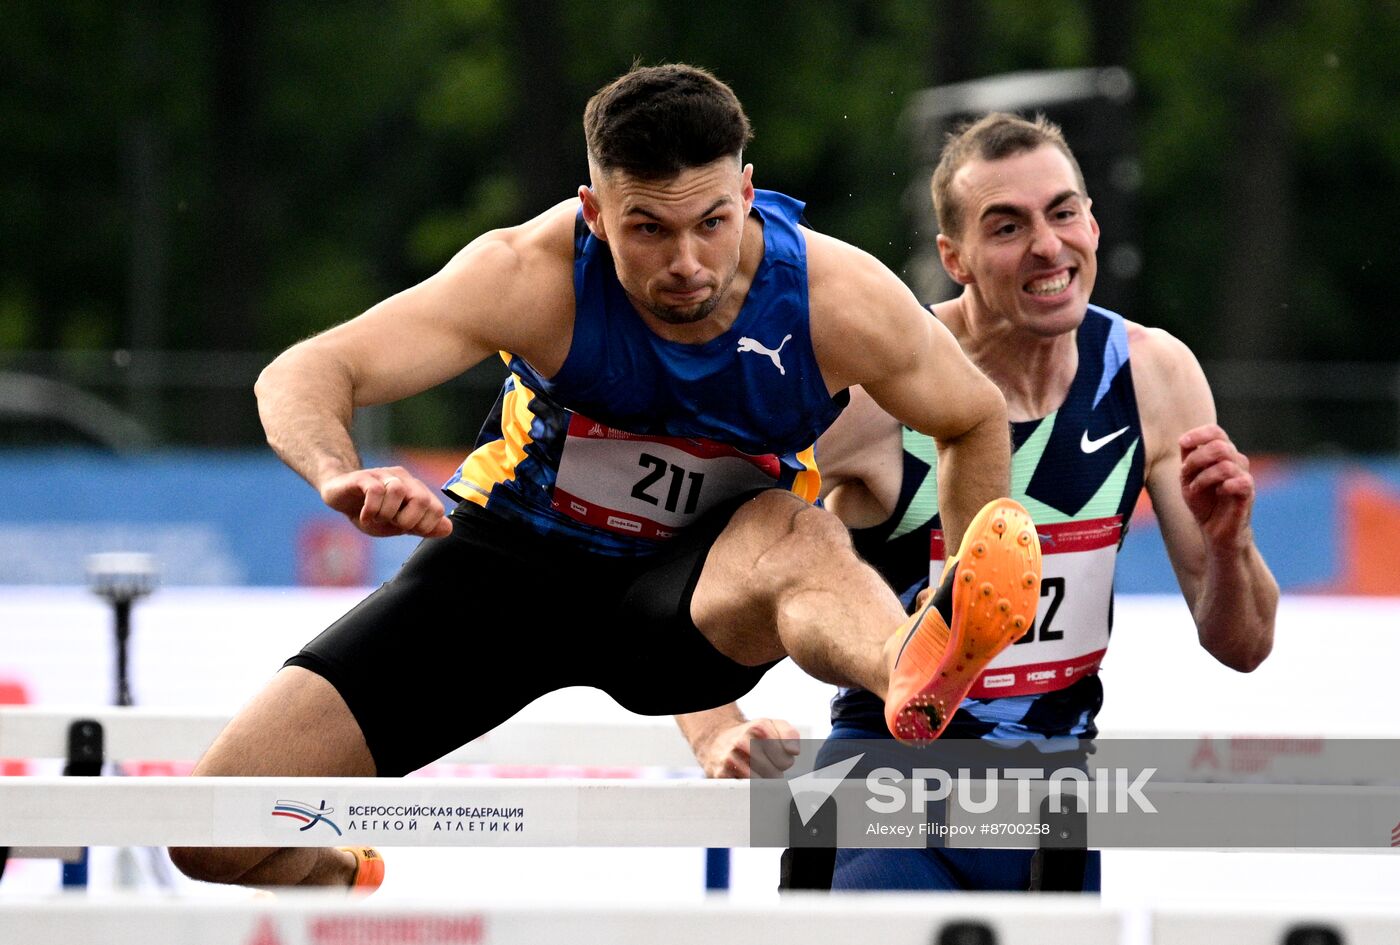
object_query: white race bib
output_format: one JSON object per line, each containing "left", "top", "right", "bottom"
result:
{"left": 551, "top": 415, "right": 781, "bottom": 540}
{"left": 930, "top": 516, "right": 1121, "bottom": 698}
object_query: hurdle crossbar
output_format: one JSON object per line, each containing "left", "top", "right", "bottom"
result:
{"left": 10, "top": 774, "right": 1400, "bottom": 851}
{"left": 3, "top": 847, "right": 83, "bottom": 862}
{"left": 0, "top": 894, "right": 1121, "bottom": 945}
{"left": 1154, "top": 905, "right": 1400, "bottom": 945}
{"left": 942, "top": 779, "right": 1400, "bottom": 850}
{"left": 0, "top": 776, "right": 751, "bottom": 848}
{"left": 0, "top": 707, "right": 713, "bottom": 768}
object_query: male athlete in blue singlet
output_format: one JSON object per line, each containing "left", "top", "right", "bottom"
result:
{"left": 685, "top": 113, "right": 1280, "bottom": 889}
{"left": 823, "top": 113, "right": 1278, "bottom": 891}
{"left": 171, "top": 67, "right": 1045, "bottom": 892}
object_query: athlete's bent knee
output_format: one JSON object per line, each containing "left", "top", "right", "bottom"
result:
{"left": 753, "top": 496, "right": 855, "bottom": 575}
{"left": 783, "top": 500, "right": 855, "bottom": 558}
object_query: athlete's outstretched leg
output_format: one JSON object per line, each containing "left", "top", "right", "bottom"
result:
{"left": 689, "top": 490, "right": 906, "bottom": 694}
{"left": 168, "top": 667, "right": 374, "bottom": 887}
{"left": 690, "top": 490, "right": 1040, "bottom": 742}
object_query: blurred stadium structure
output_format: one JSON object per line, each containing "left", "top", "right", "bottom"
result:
{"left": 0, "top": 350, "right": 505, "bottom": 454}
{"left": 10, "top": 345, "right": 1400, "bottom": 456}
{"left": 3, "top": 347, "right": 1397, "bottom": 456}
{"left": 901, "top": 67, "right": 1142, "bottom": 317}
{"left": 900, "top": 67, "right": 1400, "bottom": 456}
{"left": 5, "top": 60, "right": 1398, "bottom": 456}
{"left": 2, "top": 48, "right": 1398, "bottom": 591}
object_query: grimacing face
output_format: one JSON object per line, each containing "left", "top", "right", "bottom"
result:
{"left": 938, "top": 144, "right": 1100, "bottom": 338}
{"left": 580, "top": 158, "right": 754, "bottom": 325}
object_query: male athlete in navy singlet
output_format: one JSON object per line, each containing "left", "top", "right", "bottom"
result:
{"left": 170, "top": 67, "right": 1043, "bottom": 891}
{"left": 686, "top": 113, "right": 1278, "bottom": 892}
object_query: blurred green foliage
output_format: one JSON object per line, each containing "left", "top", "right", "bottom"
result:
{"left": 2, "top": 0, "right": 1398, "bottom": 448}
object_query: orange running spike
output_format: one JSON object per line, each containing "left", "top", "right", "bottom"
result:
{"left": 885, "top": 498, "right": 1042, "bottom": 745}
{"left": 341, "top": 846, "right": 385, "bottom": 896}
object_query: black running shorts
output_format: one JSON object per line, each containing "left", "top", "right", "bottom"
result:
{"left": 285, "top": 492, "right": 781, "bottom": 776}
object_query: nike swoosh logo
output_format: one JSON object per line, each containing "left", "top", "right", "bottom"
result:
{"left": 1081, "top": 426, "right": 1131, "bottom": 453}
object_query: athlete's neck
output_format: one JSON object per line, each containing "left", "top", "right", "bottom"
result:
{"left": 934, "top": 295, "right": 1079, "bottom": 422}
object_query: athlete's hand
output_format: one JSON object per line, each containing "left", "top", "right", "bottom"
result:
{"left": 319, "top": 466, "right": 454, "bottom": 539}
{"left": 697, "top": 717, "right": 801, "bottom": 779}
{"left": 1179, "top": 424, "right": 1255, "bottom": 551}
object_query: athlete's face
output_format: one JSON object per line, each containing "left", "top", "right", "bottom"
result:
{"left": 937, "top": 145, "right": 1100, "bottom": 337}
{"left": 580, "top": 158, "right": 754, "bottom": 325}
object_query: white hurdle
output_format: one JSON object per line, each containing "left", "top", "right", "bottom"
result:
{"left": 1153, "top": 905, "right": 1400, "bottom": 945}
{"left": 0, "top": 707, "right": 754, "bottom": 881}
{"left": 0, "top": 706, "right": 714, "bottom": 768}
{"left": 10, "top": 774, "right": 1400, "bottom": 851}
{"left": 0, "top": 894, "right": 1122, "bottom": 945}
{"left": 0, "top": 776, "right": 751, "bottom": 848}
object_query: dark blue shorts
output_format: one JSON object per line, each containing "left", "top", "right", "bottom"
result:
{"left": 823, "top": 721, "right": 1101, "bottom": 893}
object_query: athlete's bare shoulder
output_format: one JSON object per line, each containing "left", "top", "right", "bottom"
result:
{"left": 499, "top": 199, "right": 580, "bottom": 259}
{"left": 1125, "top": 319, "right": 1200, "bottom": 393}
{"left": 435, "top": 199, "right": 579, "bottom": 367}
{"left": 1126, "top": 318, "right": 1214, "bottom": 465}
{"left": 802, "top": 227, "right": 901, "bottom": 301}
{"left": 801, "top": 227, "right": 930, "bottom": 392}
{"left": 450, "top": 199, "right": 577, "bottom": 289}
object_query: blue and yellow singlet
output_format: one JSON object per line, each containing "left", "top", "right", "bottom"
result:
{"left": 443, "top": 190, "right": 845, "bottom": 556}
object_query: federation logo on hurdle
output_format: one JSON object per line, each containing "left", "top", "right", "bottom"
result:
{"left": 271, "top": 798, "right": 343, "bottom": 835}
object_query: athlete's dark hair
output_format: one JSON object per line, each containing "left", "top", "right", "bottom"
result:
{"left": 931, "top": 112, "right": 1087, "bottom": 239}
{"left": 584, "top": 63, "right": 753, "bottom": 180}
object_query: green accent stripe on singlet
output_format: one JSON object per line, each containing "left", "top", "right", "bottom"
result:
{"left": 890, "top": 425, "right": 940, "bottom": 540}
{"left": 1017, "top": 408, "right": 1143, "bottom": 525}
{"left": 889, "top": 409, "right": 1142, "bottom": 533}
{"left": 1010, "top": 409, "right": 1057, "bottom": 498}
{"left": 1077, "top": 436, "right": 1142, "bottom": 520}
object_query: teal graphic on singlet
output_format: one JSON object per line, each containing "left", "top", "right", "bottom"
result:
{"left": 891, "top": 399, "right": 1141, "bottom": 537}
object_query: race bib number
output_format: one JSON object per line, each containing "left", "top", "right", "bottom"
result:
{"left": 551, "top": 415, "right": 781, "bottom": 540}
{"left": 930, "top": 516, "right": 1121, "bottom": 698}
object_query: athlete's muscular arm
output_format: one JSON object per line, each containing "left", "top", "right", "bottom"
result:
{"left": 815, "top": 386, "right": 903, "bottom": 529}
{"left": 674, "top": 707, "right": 801, "bottom": 779}
{"left": 806, "top": 232, "right": 1010, "bottom": 551}
{"left": 255, "top": 202, "right": 578, "bottom": 538}
{"left": 1131, "top": 324, "right": 1278, "bottom": 671}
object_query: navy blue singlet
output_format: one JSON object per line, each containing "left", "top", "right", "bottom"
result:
{"left": 443, "top": 190, "right": 846, "bottom": 555}
{"left": 831, "top": 305, "right": 1146, "bottom": 741}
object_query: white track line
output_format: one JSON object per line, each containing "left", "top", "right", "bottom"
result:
{"left": 0, "top": 894, "right": 1122, "bottom": 945}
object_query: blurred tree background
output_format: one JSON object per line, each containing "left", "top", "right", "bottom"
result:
{"left": 2, "top": 0, "right": 1398, "bottom": 451}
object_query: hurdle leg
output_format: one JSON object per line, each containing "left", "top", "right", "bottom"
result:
{"left": 60, "top": 719, "right": 104, "bottom": 889}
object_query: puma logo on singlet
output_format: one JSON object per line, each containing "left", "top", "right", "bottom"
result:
{"left": 737, "top": 334, "right": 793, "bottom": 375}
{"left": 1080, "top": 425, "right": 1130, "bottom": 454}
